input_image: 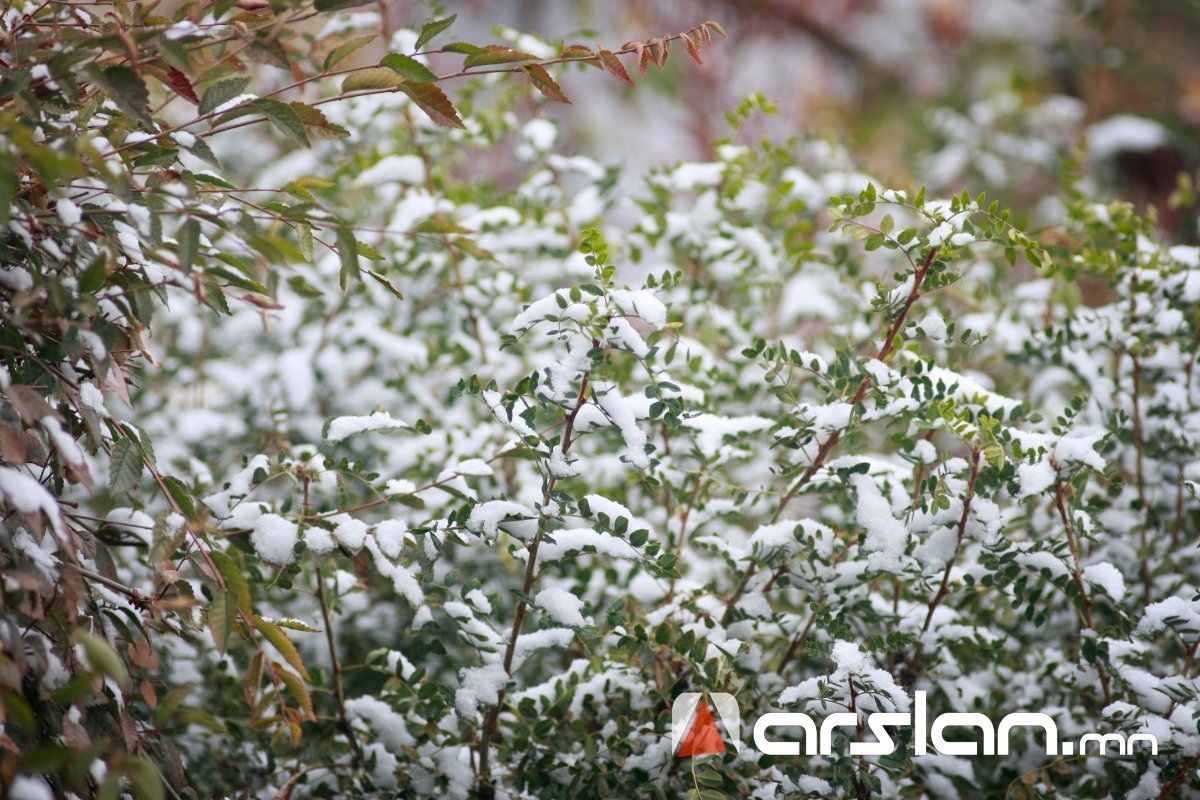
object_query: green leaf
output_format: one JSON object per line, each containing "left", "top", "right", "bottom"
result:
{"left": 253, "top": 98, "right": 310, "bottom": 147}
{"left": 124, "top": 757, "right": 165, "bottom": 800}
{"left": 342, "top": 67, "right": 405, "bottom": 92}
{"left": 74, "top": 630, "right": 129, "bottom": 689}
{"left": 399, "top": 81, "right": 463, "bottom": 128}
{"left": 198, "top": 77, "right": 250, "bottom": 116}
{"left": 297, "top": 224, "right": 314, "bottom": 262}
{"left": 337, "top": 225, "right": 359, "bottom": 290}
{"left": 367, "top": 269, "right": 405, "bottom": 299}
{"left": 521, "top": 63, "right": 570, "bottom": 103}
{"left": 323, "top": 34, "right": 376, "bottom": 71}
{"left": 178, "top": 219, "right": 200, "bottom": 271}
{"left": 162, "top": 475, "right": 197, "bottom": 520}
{"left": 209, "top": 590, "right": 235, "bottom": 654}
{"left": 313, "top": 0, "right": 372, "bottom": 11}
{"left": 415, "top": 14, "right": 457, "bottom": 50}
{"left": 210, "top": 550, "right": 252, "bottom": 617}
{"left": 274, "top": 665, "right": 315, "bottom": 720}
{"left": 463, "top": 45, "right": 537, "bottom": 68}
{"left": 289, "top": 102, "right": 349, "bottom": 140}
{"left": 253, "top": 616, "right": 310, "bottom": 680}
{"left": 108, "top": 437, "right": 144, "bottom": 495}
{"left": 356, "top": 241, "right": 385, "bottom": 260}
{"left": 99, "top": 66, "right": 153, "bottom": 127}
{"left": 381, "top": 53, "right": 438, "bottom": 83}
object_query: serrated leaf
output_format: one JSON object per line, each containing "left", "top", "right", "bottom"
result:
{"left": 297, "top": 224, "right": 314, "bottom": 262}
{"left": 356, "top": 241, "right": 385, "bottom": 260}
{"left": 210, "top": 550, "right": 252, "bottom": 617}
{"left": 521, "top": 63, "right": 570, "bottom": 103}
{"left": 598, "top": 49, "right": 634, "bottom": 86}
{"left": 166, "top": 66, "right": 199, "bottom": 104}
{"left": 108, "top": 437, "right": 143, "bottom": 495}
{"left": 178, "top": 218, "right": 200, "bottom": 271}
{"left": 399, "top": 81, "right": 463, "bottom": 128}
{"left": 198, "top": 77, "right": 250, "bottom": 116}
{"left": 463, "top": 45, "right": 537, "bottom": 68}
{"left": 253, "top": 616, "right": 310, "bottom": 680}
{"left": 323, "top": 34, "right": 375, "bottom": 71}
{"left": 682, "top": 32, "right": 703, "bottom": 64}
{"left": 381, "top": 52, "right": 438, "bottom": 82}
{"left": 162, "top": 475, "right": 197, "bottom": 520}
{"left": 209, "top": 590, "right": 235, "bottom": 654}
{"left": 415, "top": 14, "right": 456, "bottom": 50}
{"left": 99, "top": 66, "right": 153, "bottom": 127}
{"left": 274, "top": 665, "right": 315, "bottom": 721}
{"left": 289, "top": 102, "right": 350, "bottom": 140}
{"left": 253, "top": 98, "right": 310, "bottom": 147}
{"left": 337, "top": 225, "right": 359, "bottom": 290}
{"left": 342, "top": 67, "right": 405, "bottom": 92}
{"left": 367, "top": 269, "right": 404, "bottom": 299}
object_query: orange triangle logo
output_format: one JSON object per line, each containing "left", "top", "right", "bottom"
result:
{"left": 677, "top": 699, "right": 727, "bottom": 757}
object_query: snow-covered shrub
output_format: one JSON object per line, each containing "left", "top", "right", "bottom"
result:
{"left": 1, "top": 3, "right": 1198, "bottom": 799}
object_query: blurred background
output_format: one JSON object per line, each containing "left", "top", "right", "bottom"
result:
{"left": 363, "top": 0, "right": 1200, "bottom": 237}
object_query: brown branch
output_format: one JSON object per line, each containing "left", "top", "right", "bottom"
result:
{"left": 1055, "top": 479, "right": 1113, "bottom": 706}
{"left": 719, "top": 246, "right": 940, "bottom": 627}
{"left": 315, "top": 565, "right": 361, "bottom": 765}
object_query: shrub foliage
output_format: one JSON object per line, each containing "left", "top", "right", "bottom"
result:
{"left": 0, "top": 2, "right": 1197, "bottom": 799}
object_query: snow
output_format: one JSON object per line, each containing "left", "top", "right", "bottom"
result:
{"left": 581, "top": 494, "right": 635, "bottom": 528}
{"left": 1087, "top": 115, "right": 1168, "bottom": 161}
{"left": 56, "top": 198, "right": 81, "bottom": 226}
{"left": 326, "top": 411, "right": 408, "bottom": 442}
{"left": 0, "top": 268, "right": 32, "bottom": 292}
{"left": 346, "top": 695, "right": 414, "bottom": 751}
{"left": 0, "top": 466, "right": 64, "bottom": 533}
{"left": 798, "top": 402, "right": 853, "bottom": 445}
{"left": 1015, "top": 550, "right": 1069, "bottom": 579}
{"left": 450, "top": 458, "right": 493, "bottom": 477}
{"left": 520, "top": 118, "right": 558, "bottom": 152}
{"left": 914, "top": 310, "right": 949, "bottom": 340}
{"left": 610, "top": 289, "right": 667, "bottom": 328}
{"left": 665, "top": 162, "right": 725, "bottom": 191}
{"left": 374, "top": 520, "right": 407, "bottom": 559}
{"left": 850, "top": 474, "right": 908, "bottom": 572}
{"left": 7, "top": 775, "right": 54, "bottom": 800}
{"left": 251, "top": 513, "right": 298, "bottom": 564}
{"left": 304, "top": 526, "right": 335, "bottom": 554}
{"left": 333, "top": 517, "right": 369, "bottom": 550}
{"left": 595, "top": 388, "right": 650, "bottom": 469}
{"left": 605, "top": 316, "right": 649, "bottom": 356}
{"left": 526, "top": 527, "right": 640, "bottom": 563}
{"left": 456, "top": 662, "right": 508, "bottom": 718}
{"left": 1083, "top": 562, "right": 1126, "bottom": 600}
{"left": 1016, "top": 460, "right": 1056, "bottom": 498}
{"left": 212, "top": 93, "right": 257, "bottom": 114}
{"left": 79, "top": 381, "right": 108, "bottom": 414}
{"left": 1137, "top": 596, "right": 1200, "bottom": 637}
{"left": 680, "top": 414, "right": 773, "bottom": 457}
{"left": 355, "top": 154, "right": 426, "bottom": 186}
{"left": 535, "top": 586, "right": 590, "bottom": 627}
{"left": 1053, "top": 434, "right": 1106, "bottom": 471}
{"left": 467, "top": 500, "right": 534, "bottom": 540}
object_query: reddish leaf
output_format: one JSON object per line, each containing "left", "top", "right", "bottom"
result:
{"left": 706, "top": 20, "right": 727, "bottom": 36}
{"left": 521, "top": 63, "right": 570, "bottom": 103}
{"left": 400, "top": 81, "right": 464, "bottom": 128}
{"left": 638, "top": 48, "right": 652, "bottom": 76}
{"left": 167, "top": 67, "right": 199, "bottom": 104}
{"left": 682, "top": 32, "right": 702, "bottom": 64}
{"left": 597, "top": 49, "right": 634, "bottom": 87}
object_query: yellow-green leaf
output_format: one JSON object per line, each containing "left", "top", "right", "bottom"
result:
{"left": 253, "top": 616, "right": 310, "bottom": 680}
